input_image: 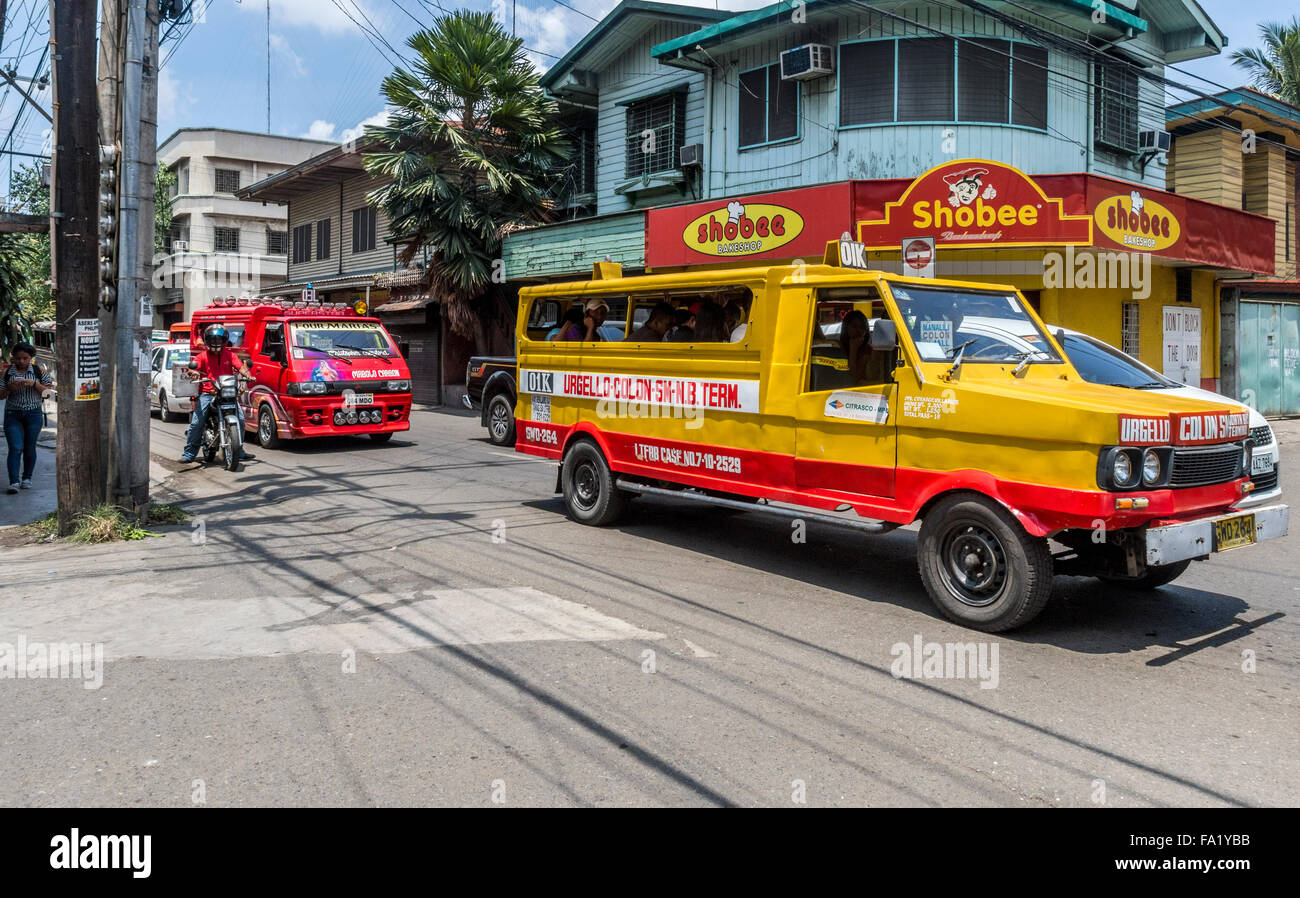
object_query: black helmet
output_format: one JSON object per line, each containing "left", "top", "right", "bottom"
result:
{"left": 203, "top": 324, "right": 228, "bottom": 351}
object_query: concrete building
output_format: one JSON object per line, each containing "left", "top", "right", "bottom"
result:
{"left": 1167, "top": 89, "right": 1300, "bottom": 414}
{"left": 503, "top": 0, "right": 1274, "bottom": 397}
{"left": 153, "top": 128, "right": 335, "bottom": 325}
{"left": 238, "top": 142, "right": 452, "bottom": 406}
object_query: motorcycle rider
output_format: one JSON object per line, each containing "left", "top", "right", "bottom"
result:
{"left": 180, "top": 324, "right": 254, "bottom": 464}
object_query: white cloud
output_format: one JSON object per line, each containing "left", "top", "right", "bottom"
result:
{"left": 157, "top": 69, "right": 197, "bottom": 132}
{"left": 340, "top": 109, "right": 390, "bottom": 144}
{"left": 241, "top": 0, "right": 371, "bottom": 35}
{"left": 302, "top": 120, "right": 338, "bottom": 140}
{"left": 269, "top": 33, "right": 308, "bottom": 77}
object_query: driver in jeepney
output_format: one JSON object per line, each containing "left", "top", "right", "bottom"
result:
{"left": 179, "top": 324, "right": 254, "bottom": 464}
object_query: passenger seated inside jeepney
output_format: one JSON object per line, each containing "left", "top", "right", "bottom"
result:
{"left": 626, "top": 302, "right": 674, "bottom": 342}
{"left": 548, "top": 307, "right": 584, "bottom": 341}
{"left": 693, "top": 302, "right": 729, "bottom": 342}
{"left": 666, "top": 306, "right": 695, "bottom": 342}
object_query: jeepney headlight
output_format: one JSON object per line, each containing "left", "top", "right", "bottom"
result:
{"left": 1141, "top": 449, "right": 1161, "bottom": 485}
{"left": 386, "top": 379, "right": 410, "bottom": 392}
{"left": 1112, "top": 451, "right": 1134, "bottom": 487}
{"left": 346, "top": 410, "right": 358, "bottom": 424}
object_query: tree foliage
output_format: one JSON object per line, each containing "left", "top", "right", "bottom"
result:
{"left": 1231, "top": 17, "right": 1300, "bottom": 105}
{"left": 362, "top": 10, "right": 570, "bottom": 350}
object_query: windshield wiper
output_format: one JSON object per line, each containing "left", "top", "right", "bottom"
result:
{"left": 335, "top": 341, "right": 392, "bottom": 358}
{"left": 290, "top": 342, "right": 353, "bottom": 365}
{"left": 943, "top": 339, "right": 977, "bottom": 381}
{"left": 1010, "top": 350, "right": 1053, "bottom": 378}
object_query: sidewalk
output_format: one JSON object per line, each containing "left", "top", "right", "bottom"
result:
{"left": 0, "top": 400, "right": 57, "bottom": 529}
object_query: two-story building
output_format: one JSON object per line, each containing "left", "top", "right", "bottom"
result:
{"left": 504, "top": 0, "right": 1275, "bottom": 395}
{"left": 1167, "top": 88, "right": 1300, "bottom": 415}
{"left": 154, "top": 128, "right": 335, "bottom": 325}
{"left": 237, "top": 142, "right": 449, "bottom": 406}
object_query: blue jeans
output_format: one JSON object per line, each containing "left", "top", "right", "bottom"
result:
{"left": 4, "top": 407, "right": 43, "bottom": 484}
{"left": 183, "top": 393, "right": 215, "bottom": 458}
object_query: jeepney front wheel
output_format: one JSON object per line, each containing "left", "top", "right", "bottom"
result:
{"left": 918, "top": 494, "right": 1053, "bottom": 632}
{"left": 257, "top": 405, "right": 281, "bottom": 449}
{"left": 561, "top": 440, "right": 626, "bottom": 526}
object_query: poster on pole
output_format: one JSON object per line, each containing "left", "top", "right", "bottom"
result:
{"left": 74, "top": 318, "right": 101, "bottom": 401}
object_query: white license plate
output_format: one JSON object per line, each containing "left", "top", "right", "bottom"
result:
{"left": 347, "top": 393, "right": 374, "bottom": 406}
{"left": 1251, "top": 454, "right": 1274, "bottom": 475}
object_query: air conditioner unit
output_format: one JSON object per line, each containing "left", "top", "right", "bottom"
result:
{"left": 1139, "top": 130, "right": 1171, "bottom": 153}
{"left": 780, "top": 44, "right": 834, "bottom": 81}
{"left": 679, "top": 143, "right": 704, "bottom": 169}
{"left": 173, "top": 240, "right": 188, "bottom": 251}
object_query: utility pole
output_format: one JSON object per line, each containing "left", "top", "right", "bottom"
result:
{"left": 96, "top": 0, "right": 122, "bottom": 493}
{"left": 266, "top": 0, "right": 271, "bottom": 132}
{"left": 49, "top": 0, "right": 104, "bottom": 533}
{"left": 108, "top": 0, "right": 158, "bottom": 513}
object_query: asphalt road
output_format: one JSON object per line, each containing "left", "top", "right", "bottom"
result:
{"left": 1, "top": 408, "right": 1297, "bottom": 807}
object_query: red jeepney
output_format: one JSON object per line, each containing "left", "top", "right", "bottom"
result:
{"left": 190, "top": 297, "right": 413, "bottom": 447}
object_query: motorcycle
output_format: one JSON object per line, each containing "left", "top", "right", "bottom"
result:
{"left": 187, "top": 363, "right": 247, "bottom": 471}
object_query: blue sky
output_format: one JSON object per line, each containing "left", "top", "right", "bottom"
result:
{"left": 0, "top": 0, "right": 1293, "bottom": 202}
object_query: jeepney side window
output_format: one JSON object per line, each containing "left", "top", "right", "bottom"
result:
{"left": 807, "top": 287, "right": 893, "bottom": 391}
{"left": 659, "top": 286, "right": 753, "bottom": 343}
{"left": 261, "top": 322, "right": 285, "bottom": 361}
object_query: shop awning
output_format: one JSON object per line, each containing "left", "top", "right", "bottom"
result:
{"left": 375, "top": 293, "right": 435, "bottom": 313}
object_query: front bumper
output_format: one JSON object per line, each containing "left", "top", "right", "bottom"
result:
{"left": 1144, "top": 504, "right": 1289, "bottom": 566}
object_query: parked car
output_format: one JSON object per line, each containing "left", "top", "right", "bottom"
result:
{"left": 1046, "top": 327, "right": 1280, "bottom": 508}
{"left": 150, "top": 343, "right": 192, "bottom": 423}
{"left": 463, "top": 356, "right": 517, "bottom": 445}
{"left": 929, "top": 315, "right": 1281, "bottom": 507}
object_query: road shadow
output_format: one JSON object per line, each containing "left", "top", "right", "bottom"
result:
{"left": 524, "top": 492, "right": 1268, "bottom": 657}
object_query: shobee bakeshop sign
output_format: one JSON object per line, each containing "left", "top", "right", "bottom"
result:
{"left": 645, "top": 182, "right": 852, "bottom": 267}
{"left": 855, "top": 159, "right": 1093, "bottom": 249}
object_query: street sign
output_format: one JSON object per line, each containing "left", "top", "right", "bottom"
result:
{"left": 903, "top": 237, "right": 935, "bottom": 278}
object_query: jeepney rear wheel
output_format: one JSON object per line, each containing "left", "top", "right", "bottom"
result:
{"left": 918, "top": 494, "right": 1053, "bottom": 632}
{"left": 561, "top": 440, "right": 626, "bottom": 526}
{"left": 487, "top": 393, "right": 516, "bottom": 446}
{"left": 257, "top": 405, "right": 281, "bottom": 449}
{"left": 1098, "top": 559, "right": 1191, "bottom": 590}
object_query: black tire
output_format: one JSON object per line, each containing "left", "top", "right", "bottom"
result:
{"left": 158, "top": 390, "right": 175, "bottom": 423}
{"left": 256, "top": 405, "right": 281, "bottom": 449}
{"left": 561, "top": 440, "right": 626, "bottom": 526}
{"left": 486, "top": 393, "right": 516, "bottom": 446}
{"left": 917, "top": 493, "right": 1054, "bottom": 632}
{"left": 369, "top": 432, "right": 393, "bottom": 443}
{"left": 223, "top": 420, "right": 242, "bottom": 471}
{"left": 1099, "top": 559, "right": 1191, "bottom": 590}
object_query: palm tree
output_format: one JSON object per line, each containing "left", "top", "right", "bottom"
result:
{"left": 363, "top": 10, "right": 571, "bottom": 353}
{"left": 1231, "top": 17, "right": 1300, "bottom": 106}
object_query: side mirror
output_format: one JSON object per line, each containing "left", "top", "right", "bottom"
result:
{"left": 870, "top": 319, "right": 898, "bottom": 351}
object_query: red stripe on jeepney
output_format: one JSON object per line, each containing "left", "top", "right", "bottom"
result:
{"left": 515, "top": 421, "right": 1248, "bottom": 536}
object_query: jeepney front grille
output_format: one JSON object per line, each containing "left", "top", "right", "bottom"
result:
{"left": 1169, "top": 445, "right": 1241, "bottom": 487}
{"left": 1249, "top": 425, "right": 1273, "bottom": 447}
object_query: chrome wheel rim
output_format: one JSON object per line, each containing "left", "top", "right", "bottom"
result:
{"left": 258, "top": 411, "right": 273, "bottom": 444}
{"left": 490, "top": 401, "right": 509, "bottom": 440}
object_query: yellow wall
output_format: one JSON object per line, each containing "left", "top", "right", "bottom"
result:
{"left": 1038, "top": 265, "right": 1219, "bottom": 383}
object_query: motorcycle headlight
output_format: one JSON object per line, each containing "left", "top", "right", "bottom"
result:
{"left": 1141, "top": 449, "right": 1161, "bottom": 485}
{"left": 1113, "top": 451, "right": 1133, "bottom": 487}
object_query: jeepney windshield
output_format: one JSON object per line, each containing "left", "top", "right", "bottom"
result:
{"left": 886, "top": 282, "right": 1063, "bottom": 364}
{"left": 289, "top": 321, "right": 395, "bottom": 358}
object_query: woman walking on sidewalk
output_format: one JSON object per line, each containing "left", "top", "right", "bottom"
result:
{"left": 2, "top": 342, "right": 54, "bottom": 493}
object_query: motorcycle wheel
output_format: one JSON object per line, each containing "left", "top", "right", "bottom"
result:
{"left": 223, "top": 420, "right": 242, "bottom": 471}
